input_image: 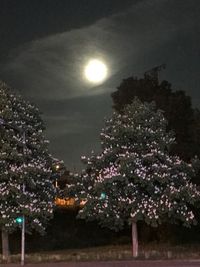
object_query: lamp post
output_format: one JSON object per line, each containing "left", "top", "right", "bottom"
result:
{"left": 55, "top": 164, "right": 60, "bottom": 188}
{"left": 0, "top": 118, "right": 26, "bottom": 266}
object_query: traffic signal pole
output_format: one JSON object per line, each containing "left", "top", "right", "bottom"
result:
{"left": 21, "top": 132, "right": 26, "bottom": 266}
{"left": 21, "top": 214, "right": 25, "bottom": 266}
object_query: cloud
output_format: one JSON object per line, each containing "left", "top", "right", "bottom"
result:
{"left": 1, "top": 0, "right": 187, "bottom": 100}
{"left": 2, "top": 0, "right": 199, "bottom": 101}
{"left": 39, "top": 93, "right": 112, "bottom": 168}
{"left": 1, "top": 0, "right": 200, "bottom": 168}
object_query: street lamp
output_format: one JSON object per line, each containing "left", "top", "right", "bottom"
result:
{"left": 55, "top": 164, "right": 60, "bottom": 188}
{"left": 0, "top": 118, "right": 26, "bottom": 266}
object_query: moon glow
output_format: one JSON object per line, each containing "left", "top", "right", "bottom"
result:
{"left": 84, "top": 59, "right": 108, "bottom": 84}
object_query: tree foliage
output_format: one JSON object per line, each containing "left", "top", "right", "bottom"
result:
{"left": 65, "top": 98, "right": 200, "bottom": 232}
{"left": 0, "top": 81, "right": 56, "bottom": 234}
{"left": 111, "top": 68, "right": 200, "bottom": 161}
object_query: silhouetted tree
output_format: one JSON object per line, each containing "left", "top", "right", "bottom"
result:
{"left": 111, "top": 66, "right": 199, "bottom": 162}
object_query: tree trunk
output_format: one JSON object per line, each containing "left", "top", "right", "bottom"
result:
{"left": 132, "top": 221, "right": 138, "bottom": 257}
{"left": 1, "top": 229, "right": 10, "bottom": 263}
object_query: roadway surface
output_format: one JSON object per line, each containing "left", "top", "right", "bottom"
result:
{"left": 3, "top": 260, "right": 200, "bottom": 267}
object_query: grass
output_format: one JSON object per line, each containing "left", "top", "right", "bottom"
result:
{"left": 1, "top": 243, "right": 200, "bottom": 263}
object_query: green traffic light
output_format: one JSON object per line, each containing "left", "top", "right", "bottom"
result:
{"left": 100, "top": 192, "right": 106, "bottom": 199}
{"left": 15, "top": 216, "right": 24, "bottom": 224}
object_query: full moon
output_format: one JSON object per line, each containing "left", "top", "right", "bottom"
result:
{"left": 84, "top": 59, "right": 108, "bottom": 84}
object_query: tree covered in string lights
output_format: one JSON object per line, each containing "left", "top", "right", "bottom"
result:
{"left": 0, "top": 81, "right": 56, "bottom": 261}
{"left": 65, "top": 97, "right": 200, "bottom": 257}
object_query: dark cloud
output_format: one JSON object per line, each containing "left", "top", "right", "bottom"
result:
{"left": 41, "top": 94, "right": 112, "bottom": 169}
{"left": 0, "top": 0, "right": 137, "bottom": 61}
{"left": 0, "top": 0, "right": 200, "bottom": 168}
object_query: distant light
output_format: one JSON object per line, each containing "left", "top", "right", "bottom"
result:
{"left": 100, "top": 192, "right": 106, "bottom": 199}
{"left": 84, "top": 59, "right": 108, "bottom": 84}
{"left": 55, "top": 164, "right": 60, "bottom": 170}
{"left": 0, "top": 118, "right": 5, "bottom": 125}
{"left": 15, "top": 217, "right": 24, "bottom": 224}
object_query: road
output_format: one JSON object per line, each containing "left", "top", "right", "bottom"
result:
{"left": 3, "top": 260, "right": 200, "bottom": 267}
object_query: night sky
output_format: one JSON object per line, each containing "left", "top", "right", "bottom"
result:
{"left": 0, "top": 0, "right": 200, "bottom": 170}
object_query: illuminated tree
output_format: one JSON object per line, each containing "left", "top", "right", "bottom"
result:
{"left": 111, "top": 67, "right": 200, "bottom": 163}
{"left": 0, "top": 81, "right": 56, "bottom": 262}
{"left": 66, "top": 98, "right": 200, "bottom": 257}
